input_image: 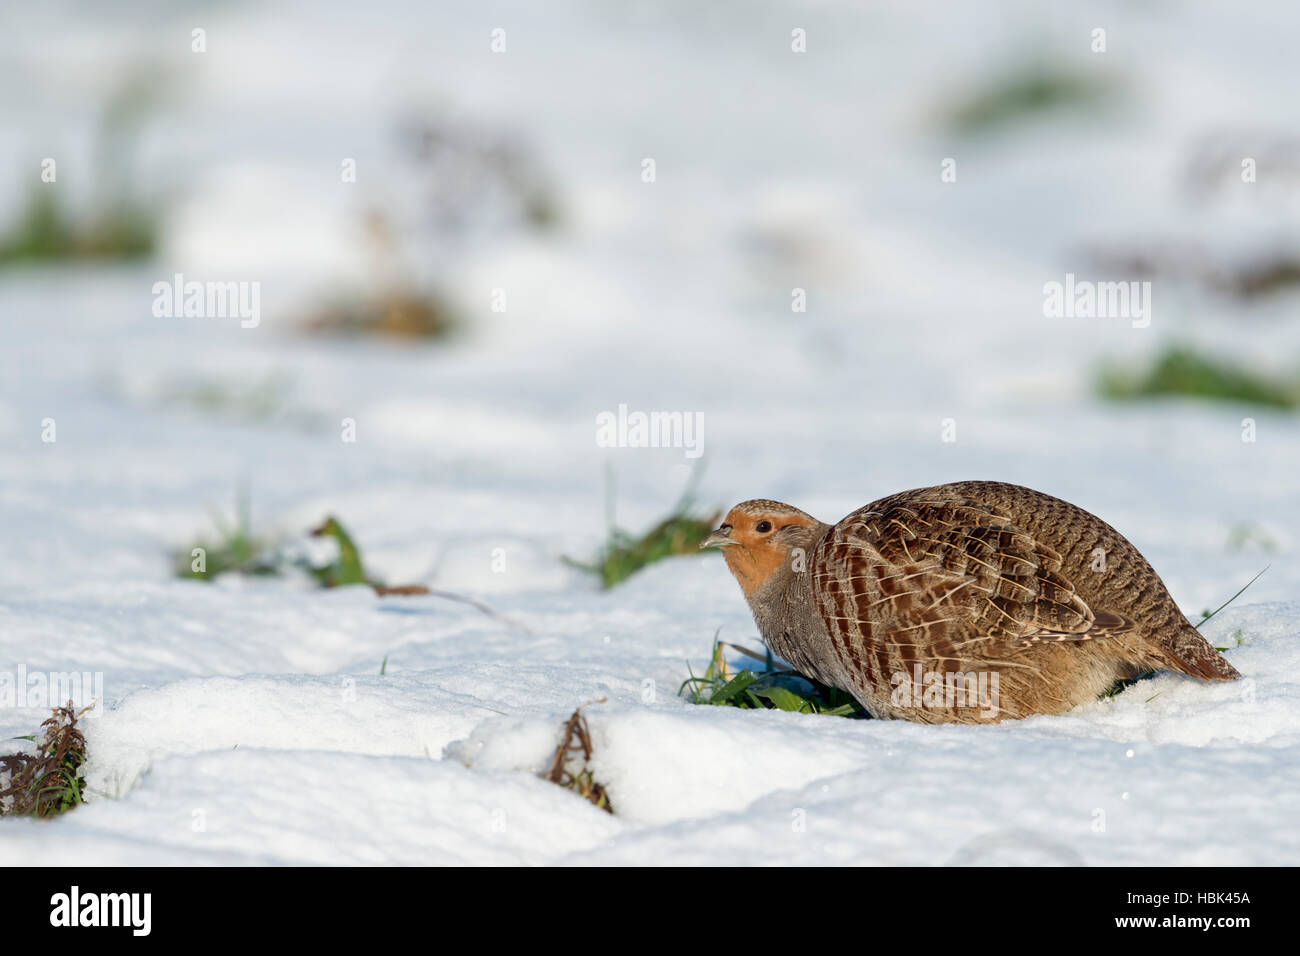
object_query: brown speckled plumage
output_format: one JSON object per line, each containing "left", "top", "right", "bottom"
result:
{"left": 702, "top": 481, "right": 1239, "bottom": 724}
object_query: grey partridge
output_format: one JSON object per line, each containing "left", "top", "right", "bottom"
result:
{"left": 701, "top": 480, "right": 1239, "bottom": 723}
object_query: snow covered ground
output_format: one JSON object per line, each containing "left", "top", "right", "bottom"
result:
{"left": 1, "top": 0, "right": 1298, "bottom": 864}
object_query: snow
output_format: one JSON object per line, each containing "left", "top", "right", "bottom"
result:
{"left": 2, "top": 0, "right": 1299, "bottom": 865}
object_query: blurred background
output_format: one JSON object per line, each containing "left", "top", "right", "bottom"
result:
{"left": 1, "top": 0, "right": 1296, "bottom": 610}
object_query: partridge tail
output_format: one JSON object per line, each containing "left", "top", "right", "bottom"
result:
{"left": 1158, "top": 622, "right": 1241, "bottom": 681}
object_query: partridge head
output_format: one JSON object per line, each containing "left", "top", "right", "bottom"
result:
{"left": 702, "top": 481, "right": 1240, "bottom": 724}
{"left": 700, "top": 500, "right": 827, "bottom": 600}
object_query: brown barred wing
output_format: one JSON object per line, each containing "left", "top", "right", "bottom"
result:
{"left": 810, "top": 496, "right": 1120, "bottom": 687}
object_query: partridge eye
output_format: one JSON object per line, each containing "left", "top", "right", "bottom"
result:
{"left": 755, "top": 520, "right": 772, "bottom": 533}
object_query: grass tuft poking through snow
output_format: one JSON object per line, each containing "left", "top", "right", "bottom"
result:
{"left": 0, "top": 70, "right": 162, "bottom": 266}
{"left": 175, "top": 490, "right": 281, "bottom": 581}
{"left": 946, "top": 63, "right": 1113, "bottom": 135}
{"left": 301, "top": 286, "right": 458, "bottom": 341}
{"left": 179, "top": 504, "right": 432, "bottom": 596}
{"left": 1195, "top": 565, "right": 1270, "bottom": 632}
{"left": 0, "top": 702, "right": 91, "bottom": 819}
{"left": 543, "top": 701, "right": 613, "bottom": 813}
{"left": 1099, "top": 345, "right": 1300, "bottom": 409}
{"left": 681, "top": 638, "right": 868, "bottom": 718}
{"left": 565, "top": 483, "right": 719, "bottom": 589}
{"left": 307, "top": 515, "right": 431, "bottom": 596}
{"left": 0, "top": 187, "right": 157, "bottom": 265}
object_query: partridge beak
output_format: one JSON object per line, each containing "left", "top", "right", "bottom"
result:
{"left": 700, "top": 525, "right": 736, "bottom": 550}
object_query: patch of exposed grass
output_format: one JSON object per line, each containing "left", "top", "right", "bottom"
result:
{"left": 1215, "top": 629, "right": 1245, "bottom": 653}
{"left": 0, "top": 70, "right": 163, "bottom": 266}
{"left": 0, "top": 702, "right": 91, "bottom": 818}
{"left": 1099, "top": 670, "right": 1155, "bottom": 700}
{"left": 176, "top": 502, "right": 431, "bottom": 595}
{"left": 681, "top": 637, "right": 868, "bottom": 717}
{"left": 574, "top": 510, "right": 720, "bottom": 589}
{"left": 305, "top": 515, "right": 372, "bottom": 587}
{"left": 0, "top": 188, "right": 157, "bottom": 265}
{"left": 301, "top": 288, "right": 458, "bottom": 341}
{"left": 300, "top": 209, "right": 459, "bottom": 342}
{"left": 947, "top": 63, "right": 1112, "bottom": 135}
{"left": 1098, "top": 345, "right": 1299, "bottom": 409}
{"left": 178, "top": 504, "right": 522, "bottom": 620}
{"left": 304, "top": 109, "right": 563, "bottom": 343}
{"left": 565, "top": 476, "right": 720, "bottom": 588}
{"left": 543, "top": 700, "right": 612, "bottom": 813}
{"left": 175, "top": 491, "right": 281, "bottom": 581}
{"left": 304, "top": 514, "right": 430, "bottom": 596}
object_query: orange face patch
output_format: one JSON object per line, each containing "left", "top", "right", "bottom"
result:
{"left": 716, "top": 506, "right": 819, "bottom": 600}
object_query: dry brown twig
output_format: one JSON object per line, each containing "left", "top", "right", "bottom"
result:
{"left": 543, "top": 698, "right": 612, "bottom": 813}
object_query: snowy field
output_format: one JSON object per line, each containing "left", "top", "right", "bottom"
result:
{"left": 1, "top": 1, "right": 1298, "bottom": 865}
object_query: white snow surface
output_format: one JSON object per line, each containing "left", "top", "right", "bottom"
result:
{"left": 1, "top": 1, "right": 1298, "bottom": 865}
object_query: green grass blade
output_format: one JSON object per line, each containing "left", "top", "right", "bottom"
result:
{"left": 1195, "top": 565, "right": 1269, "bottom": 629}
